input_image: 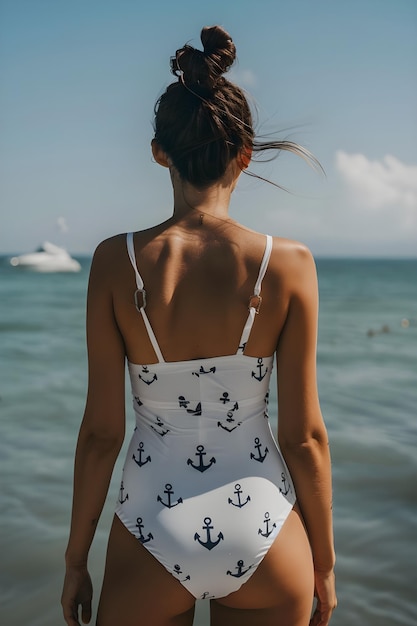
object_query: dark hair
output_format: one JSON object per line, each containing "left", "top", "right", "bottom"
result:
{"left": 153, "top": 26, "right": 321, "bottom": 189}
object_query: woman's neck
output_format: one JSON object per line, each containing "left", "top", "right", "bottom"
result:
{"left": 169, "top": 163, "right": 239, "bottom": 223}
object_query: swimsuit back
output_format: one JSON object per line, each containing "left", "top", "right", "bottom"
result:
{"left": 116, "top": 232, "right": 296, "bottom": 599}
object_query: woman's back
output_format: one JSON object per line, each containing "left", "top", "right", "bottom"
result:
{"left": 107, "top": 220, "right": 295, "bottom": 366}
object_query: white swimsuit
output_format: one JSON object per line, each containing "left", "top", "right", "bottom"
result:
{"left": 115, "top": 232, "right": 296, "bottom": 600}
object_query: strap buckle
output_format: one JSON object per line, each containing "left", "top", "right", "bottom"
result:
{"left": 134, "top": 288, "right": 147, "bottom": 312}
{"left": 248, "top": 294, "right": 262, "bottom": 314}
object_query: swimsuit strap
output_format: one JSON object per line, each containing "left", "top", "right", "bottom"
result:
{"left": 126, "top": 232, "right": 165, "bottom": 363}
{"left": 237, "top": 234, "right": 273, "bottom": 353}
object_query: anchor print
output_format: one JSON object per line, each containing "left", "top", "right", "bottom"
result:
{"left": 250, "top": 437, "right": 269, "bottom": 463}
{"left": 219, "top": 394, "right": 239, "bottom": 415}
{"left": 219, "top": 392, "right": 231, "bottom": 404}
{"left": 194, "top": 517, "right": 224, "bottom": 550}
{"left": 279, "top": 472, "right": 291, "bottom": 496}
{"left": 201, "top": 592, "right": 215, "bottom": 600}
{"left": 118, "top": 481, "right": 129, "bottom": 504}
{"left": 157, "top": 483, "right": 183, "bottom": 509}
{"left": 227, "top": 402, "right": 239, "bottom": 416}
{"left": 238, "top": 341, "right": 247, "bottom": 353}
{"left": 134, "top": 395, "right": 143, "bottom": 406}
{"left": 178, "top": 396, "right": 190, "bottom": 409}
{"left": 138, "top": 365, "right": 158, "bottom": 385}
{"left": 173, "top": 564, "right": 190, "bottom": 582}
{"left": 187, "top": 445, "right": 216, "bottom": 472}
{"left": 151, "top": 416, "right": 170, "bottom": 436}
{"left": 217, "top": 418, "right": 241, "bottom": 432}
{"left": 136, "top": 517, "right": 153, "bottom": 544}
{"left": 187, "top": 402, "right": 202, "bottom": 416}
{"left": 228, "top": 483, "right": 251, "bottom": 508}
{"left": 227, "top": 559, "right": 253, "bottom": 578}
{"left": 179, "top": 396, "right": 201, "bottom": 415}
{"left": 251, "top": 358, "right": 268, "bottom": 381}
{"left": 258, "top": 512, "right": 276, "bottom": 538}
{"left": 192, "top": 366, "right": 216, "bottom": 377}
{"left": 218, "top": 394, "right": 241, "bottom": 431}
{"left": 132, "top": 441, "right": 151, "bottom": 467}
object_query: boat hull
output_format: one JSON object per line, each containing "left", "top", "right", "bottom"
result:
{"left": 9, "top": 243, "right": 81, "bottom": 273}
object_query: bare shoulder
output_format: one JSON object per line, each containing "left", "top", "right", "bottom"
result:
{"left": 90, "top": 233, "right": 132, "bottom": 281}
{"left": 93, "top": 233, "right": 141, "bottom": 268}
{"left": 270, "top": 236, "right": 315, "bottom": 268}
{"left": 92, "top": 233, "right": 127, "bottom": 262}
{"left": 270, "top": 237, "right": 317, "bottom": 293}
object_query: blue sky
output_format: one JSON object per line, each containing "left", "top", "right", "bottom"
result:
{"left": 1, "top": 0, "right": 416, "bottom": 256}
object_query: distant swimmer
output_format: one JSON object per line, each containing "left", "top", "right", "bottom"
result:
{"left": 367, "top": 324, "right": 390, "bottom": 337}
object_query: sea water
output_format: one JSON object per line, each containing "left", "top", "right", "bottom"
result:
{"left": 0, "top": 256, "right": 416, "bottom": 626}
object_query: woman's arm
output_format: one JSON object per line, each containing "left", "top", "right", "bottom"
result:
{"left": 62, "top": 239, "right": 126, "bottom": 625}
{"left": 276, "top": 244, "right": 336, "bottom": 625}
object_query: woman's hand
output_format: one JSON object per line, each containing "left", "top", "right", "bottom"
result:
{"left": 309, "top": 569, "right": 337, "bottom": 626}
{"left": 61, "top": 565, "right": 93, "bottom": 625}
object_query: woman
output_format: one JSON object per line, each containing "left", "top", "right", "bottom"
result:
{"left": 61, "top": 25, "right": 336, "bottom": 626}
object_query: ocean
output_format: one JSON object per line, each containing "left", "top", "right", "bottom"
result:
{"left": 0, "top": 255, "right": 416, "bottom": 626}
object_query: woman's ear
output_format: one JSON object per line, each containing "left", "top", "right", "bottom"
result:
{"left": 238, "top": 146, "right": 253, "bottom": 170}
{"left": 151, "top": 139, "right": 171, "bottom": 168}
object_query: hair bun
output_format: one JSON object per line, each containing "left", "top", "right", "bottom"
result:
{"left": 171, "top": 25, "right": 236, "bottom": 93}
{"left": 201, "top": 25, "right": 236, "bottom": 71}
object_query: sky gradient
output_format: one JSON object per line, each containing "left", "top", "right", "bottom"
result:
{"left": 1, "top": 0, "right": 416, "bottom": 256}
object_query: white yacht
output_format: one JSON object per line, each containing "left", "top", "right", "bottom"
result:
{"left": 9, "top": 242, "right": 81, "bottom": 272}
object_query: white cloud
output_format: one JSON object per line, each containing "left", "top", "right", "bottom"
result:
{"left": 335, "top": 151, "right": 417, "bottom": 211}
{"left": 57, "top": 216, "right": 69, "bottom": 233}
{"left": 229, "top": 67, "right": 257, "bottom": 88}
{"left": 240, "top": 151, "right": 417, "bottom": 257}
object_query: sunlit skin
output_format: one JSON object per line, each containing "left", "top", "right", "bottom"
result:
{"left": 61, "top": 143, "right": 336, "bottom": 625}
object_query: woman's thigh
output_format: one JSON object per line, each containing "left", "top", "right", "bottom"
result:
{"left": 96, "top": 515, "right": 196, "bottom": 626}
{"left": 210, "top": 505, "right": 314, "bottom": 626}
